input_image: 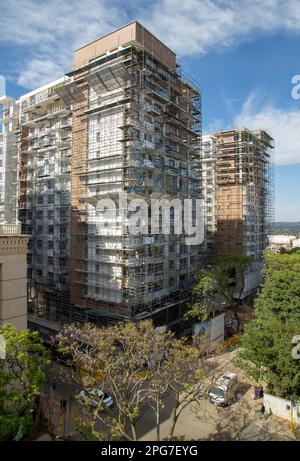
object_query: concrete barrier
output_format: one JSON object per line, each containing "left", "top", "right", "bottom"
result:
{"left": 264, "top": 393, "right": 300, "bottom": 424}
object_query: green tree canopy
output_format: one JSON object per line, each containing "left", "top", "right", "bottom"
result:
{"left": 238, "top": 251, "right": 300, "bottom": 398}
{"left": 0, "top": 324, "right": 49, "bottom": 440}
{"left": 185, "top": 254, "right": 252, "bottom": 321}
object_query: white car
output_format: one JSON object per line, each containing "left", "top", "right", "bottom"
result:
{"left": 209, "top": 372, "right": 238, "bottom": 406}
{"left": 78, "top": 387, "right": 113, "bottom": 408}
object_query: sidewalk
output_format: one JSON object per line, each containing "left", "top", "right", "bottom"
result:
{"left": 141, "top": 349, "right": 299, "bottom": 441}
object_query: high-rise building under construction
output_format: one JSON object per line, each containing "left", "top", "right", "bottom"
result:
{"left": 1, "top": 22, "right": 202, "bottom": 329}
{"left": 202, "top": 129, "right": 274, "bottom": 297}
{"left": 0, "top": 22, "right": 275, "bottom": 329}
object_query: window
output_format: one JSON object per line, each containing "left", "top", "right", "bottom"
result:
{"left": 48, "top": 179, "right": 55, "bottom": 189}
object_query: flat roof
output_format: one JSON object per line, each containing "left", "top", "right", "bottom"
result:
{"left": 75, "top": 20, "right": 175, "bottom": 56}
{"left": 18, "top": 76, "right": 69, "bottom": 101}
{"left": 74, "top": 21, "right": 177, "bottom": 71}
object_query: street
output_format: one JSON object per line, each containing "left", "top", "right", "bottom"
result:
{"left": 39, "top": 350, "right": 300, "bottom": 441}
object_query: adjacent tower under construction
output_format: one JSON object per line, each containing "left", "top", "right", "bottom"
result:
{"left": 202, "top": 129, "right": 274, "bottom": 296}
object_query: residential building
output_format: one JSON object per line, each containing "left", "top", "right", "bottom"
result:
{"left": 3, "top": 22, "right": 202, "bottom": 328}
{"left": 16, "top": 78, "right": 73, "bottom": 321}
{"left": 64, "top": 21, "right": 202, "bottom": 325}
{"left": 0, "top": 97, "right": 30, "bottom": 330}
{"left": 201, "top": 129, "right": 274, "bottom": 297}
{"left": 0, "top": 96, "right": 19, "bottom": 224}
{"left": 201, "top": 135, "right": 217, "bottom": 253}
{"left": 0, "top": 223, "right": 29, "bottom": 329}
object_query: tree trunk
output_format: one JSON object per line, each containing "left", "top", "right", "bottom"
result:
{"left": 168, "top": 412, "right": 179, "bottom": 440}
{"left": 130, "top": 421, "right": 138, "bottom": 441}
{"left": 156, "top": 395, "right": 160, "bottom": 441}
{"left": 168, "top": 393, "right": 179, "bottom": 439}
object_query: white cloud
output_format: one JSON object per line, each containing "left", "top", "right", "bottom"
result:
{"left": 2, "top": 0, "right": 300, "bottom": 89}
{"left": 17, "top": 59, "right": 63, "bottom": 89}
{"left": 234, "top": 93, "right": 300, "bottom": 165}
{"left": 143, "top": 0, "right": 300, "bottom": 57}
{"left": 1, "top": 0, "right": 126, "bottom": 89}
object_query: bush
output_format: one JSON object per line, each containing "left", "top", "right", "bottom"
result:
{"left": 0, "top": 413, "right": 33, "bottom": 441}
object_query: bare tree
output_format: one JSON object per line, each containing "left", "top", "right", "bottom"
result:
{"left": 54, "top": 320, "right": 208, "bottom": 441}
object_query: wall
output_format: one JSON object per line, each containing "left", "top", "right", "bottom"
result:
{"left": 264, "top": 393, "right": 300, "bottom": 424}
{"left": 242, "top": 261, "right": 264, "bottom": 297}
{"left": 0, "top": 235, "right": 29, "bottom": 329}
{"left": 74, "top": 21, "right": 176, "bottom": 71}
{"left": 193, "top": 313, "right": 225, "bottom": 350}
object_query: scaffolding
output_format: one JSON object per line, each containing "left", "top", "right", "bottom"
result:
{"left": 14, "top": 28, "right": 202, "bottom": 326}
{"left": 17, "top": 79, "right": 73, "bottom": 319}
{"left": 0, "top": 96, "right": 19, "bottom": 224}
{"left": 213, "top": 128, "right": 274, "bottom": 260}
{"left": 65, "top": 42, "right": 202, "bottom": 321}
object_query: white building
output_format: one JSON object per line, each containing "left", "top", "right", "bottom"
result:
{"left": 292, "top": 238, "right": 300, "bottom": 248}
{"left": 201, "top": 135, "right": 217, "bottom": 253}
{"left": 17, "top": 78, "right": 72, "bottom": 306}
{"left": 0, "top": 96, "right": 19, "bottom": 224}
{"left": 268, "top": 235, "right": 296, "bottom": 251}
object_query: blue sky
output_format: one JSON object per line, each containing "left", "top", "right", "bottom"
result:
{"left": 1, "top": 0, "right": 300, "bottom": 221}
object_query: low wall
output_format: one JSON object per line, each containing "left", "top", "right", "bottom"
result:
{"left": 264, "top": 393, "right": 300, "bottom": 424}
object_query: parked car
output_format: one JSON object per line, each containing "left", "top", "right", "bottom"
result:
{"left": 78, "top": 387, "right": 113, "bottom": 408}
{"left": 209, "top": 372, "right": 238, "bottom": 406}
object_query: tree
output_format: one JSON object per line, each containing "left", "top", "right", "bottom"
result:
{"left": 237, "top": 317, "right": 300, "bottom": 398}
{"left": 185, "top": 254, "right": 252, "bottom": 323}
{"left": 237, "top": 251, "right": 300, "bottom": 399}
{"left": 55, "top": 320, "right": 207, "bottom": 441}
{"left": 157, "top": 340, "right": 206, "bottom": 440}
{"left": 0, "top": 324, "right": 50, "bottom": 440}
{"left": 254, "top": 251, "right": 300, "bottom": 322}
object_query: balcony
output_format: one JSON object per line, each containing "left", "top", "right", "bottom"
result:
{"left": 0, "top": 222, "right": 21, "bottom": 235}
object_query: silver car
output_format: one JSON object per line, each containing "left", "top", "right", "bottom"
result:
{"left": 78, "top": 387, "right": 113, "bottom": 408}
{"left": 209, "top": 372, "right": 238, "bottom": 406}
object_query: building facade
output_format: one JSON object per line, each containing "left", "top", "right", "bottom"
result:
{"left": 1, "top": 22, "right": 274, "bottom": 322}
{"left": 17, "top": 79, "right": 72, "bottom": 318}
{"left": 0, "top": 96, "right": 19, "bottom": 224}
{"left": 0, "top": 224, "right": 29, "bottom": 329}
{"left": 64, "top": 21, "right": 202, "bottom": 323}
{"left": 201, "top": 129, "right": 274, "bottom": 297}
{"left": 2, "top": 22, "right": 202, "bottom": 327}
{"left": 268, "top": 234, "right": 300, "bottom": 252}
{"left": 201, "top": 135, "right": 217, "bottom": 254}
